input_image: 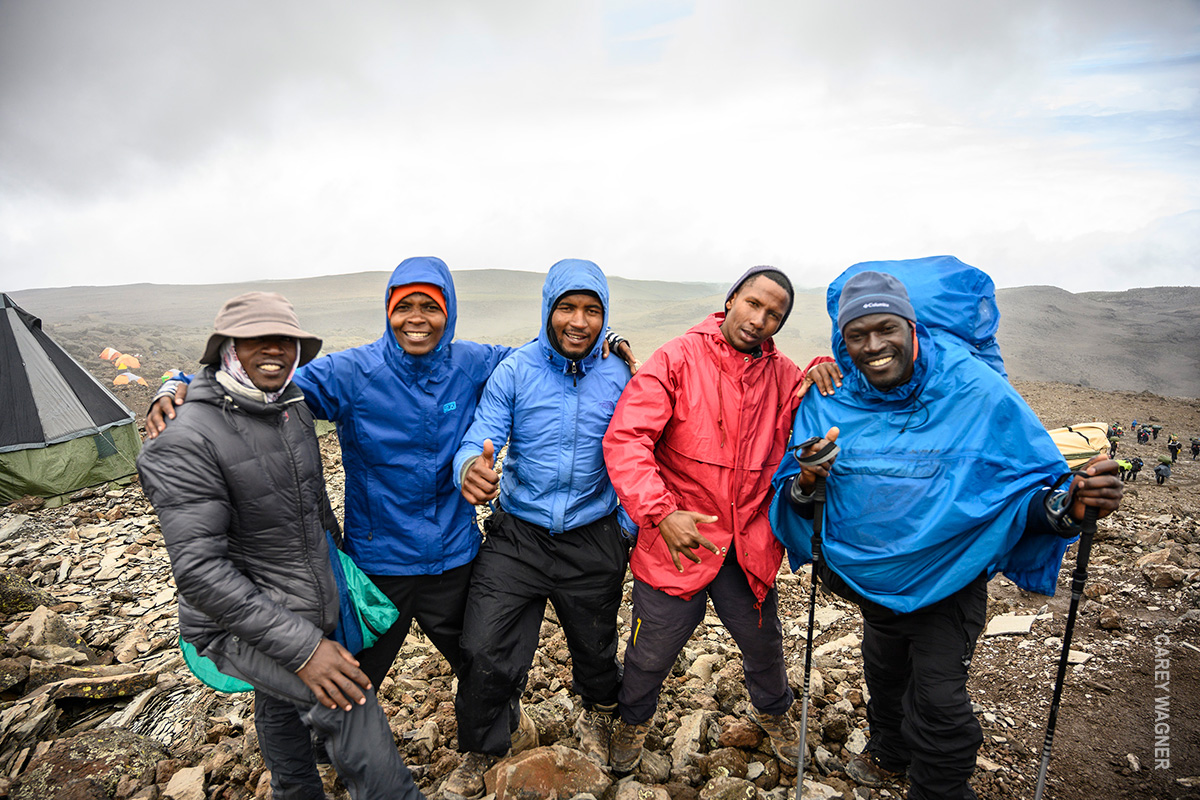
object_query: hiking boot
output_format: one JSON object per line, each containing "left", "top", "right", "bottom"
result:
{"left": 755, "top": 711, "right": 801, "bottom": 762}
{"left": 610, "top": 719, "right": 650, "bottom": 775}
{"left": 440, "top": 751, "right": 498, "bottom": 800}
{"left": 574, "top": 703, "right": 616, "bottom": 765}
{"left": 845, "top": 751, "right": 903, "bottom": 787}
{"left": 510, "top": 704, "right": 538, "bottom": 754}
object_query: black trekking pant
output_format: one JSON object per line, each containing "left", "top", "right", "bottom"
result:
{"left": 818, "top": 564, "right": 986, "bottom": 800}
{"left": 357, "top": 561, "right": 474, "bottom": 686}
{"left": 619, "top": 553, "right": 792, "bottom": 725}
{"left": 210, "top": 634, "right": 424, "bottom": 800}
{"left": 455, "top": 508, "right": 627, "bottom": 756}
{"left": 861, "top": 574, "right": 987, "bottom": 800}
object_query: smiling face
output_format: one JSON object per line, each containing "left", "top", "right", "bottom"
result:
{"left": 550, "top": 292, "right": 605, "bottom": 360}
{"left": 720, "top": 275, "right": 789, "bottom": 353}
{"left": 843, "top": 312, "right": 915, "bottom": 390}
{"left": 389, "top": 292, "right": 447, "bottom": 356}
{"left": 234, "top": 336, "right": 298, "bottom": 393}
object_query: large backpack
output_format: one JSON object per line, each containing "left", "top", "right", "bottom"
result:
{"left": 827, "top": 255, "right": 1006, "bottom": 377}
{"left": 1045, "top": 422, "right": 1110, "bottom": 469}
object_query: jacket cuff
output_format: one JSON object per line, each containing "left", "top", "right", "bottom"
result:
{"left": 647, "top": 498, "right": 680, "bottom": 528}
{"left": 292, "top": 635, "right": 324, "bottom": 674}
{"left": 458, "top": 455, "right": 479, "bottom": 489}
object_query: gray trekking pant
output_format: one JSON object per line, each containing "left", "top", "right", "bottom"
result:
{"left": 207, "top": 634, "right": 424, "bottom": 800}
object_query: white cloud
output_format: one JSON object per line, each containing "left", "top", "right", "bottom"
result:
{"left": 1, "top": 1, "right": 1197, "bottom": 292}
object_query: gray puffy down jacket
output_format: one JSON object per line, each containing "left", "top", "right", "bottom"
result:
{"left": 137, "top": 369, "right": 339, "bottom": 672}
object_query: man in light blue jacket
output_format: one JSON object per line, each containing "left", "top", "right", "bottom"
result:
{"left": 445, "top": 259, "right": 633, "bottom": 799}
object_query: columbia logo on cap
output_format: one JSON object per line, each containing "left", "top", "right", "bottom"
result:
{"left": 863, "top": 301, "right": 891, "bottom": 309}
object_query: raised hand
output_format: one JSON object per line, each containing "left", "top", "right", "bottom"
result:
{"left": 461, "top": 439, "right": 501, "bottom": 505}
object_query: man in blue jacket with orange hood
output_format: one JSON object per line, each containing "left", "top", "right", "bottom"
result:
{"left": 771, "top": 267, "right": 1123, "bottom": 800}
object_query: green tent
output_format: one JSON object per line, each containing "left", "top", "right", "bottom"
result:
{"left": 0, "top": 294, "right": 141, "bottom": 504}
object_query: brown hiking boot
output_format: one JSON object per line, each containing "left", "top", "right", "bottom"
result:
{"left": 573, "top": 703, "right": 616, "bottom": 765}
{"left": 510, "top": 704, "right": 538, "bottom": 754}
{"left": 610, "top": 719, "right": 650, "bottom": 775}
{"left": 755, "top": 711, "right": 801, "bottom": 762}
{"left": 845, "top": 751, "right": 903, "bottom": 787}
{"left": 440, "top": 751, "right": 497, "bottom": 800}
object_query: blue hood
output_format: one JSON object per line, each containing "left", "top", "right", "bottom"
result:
{"left": 383, "top": 256, "right": 458, "bottom": 362}
{"left": 828, "top": 256, "right": 1006, "bottom": 379}
{"left": 537, "top": 259, "right": 610, "bottom": 374}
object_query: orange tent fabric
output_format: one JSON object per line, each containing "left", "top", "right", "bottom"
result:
{"left": 99, "top": 347, "right": 121, "bottom": 360}
{"left": 113, "top": 374, "right": 148, "bottom": 386}
{"left": 114, "top": 354, "right": 141, "bottom": 370}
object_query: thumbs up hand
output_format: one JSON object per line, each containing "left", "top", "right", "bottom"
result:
{"left": 462, "top": 439, "right": 501, "bottom": 505}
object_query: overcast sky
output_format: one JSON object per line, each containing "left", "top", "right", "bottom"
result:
{"left": 2, "top": 1, "right": 1197, "bottom": 293}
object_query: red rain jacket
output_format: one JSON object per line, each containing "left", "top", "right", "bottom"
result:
{"left": 604, "top": 312, "right": 830, "bottom": 602}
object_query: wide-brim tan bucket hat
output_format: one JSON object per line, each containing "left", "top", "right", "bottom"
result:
{"left": 199, "top": 291, "right": 322, "bottom": 366}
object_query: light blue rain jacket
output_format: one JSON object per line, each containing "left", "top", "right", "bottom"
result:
{"left": 453, "top": 259, "right": 632, "bottom": 533}
{"left": 769, "top": 256, "right": 1073, "bottom": 613}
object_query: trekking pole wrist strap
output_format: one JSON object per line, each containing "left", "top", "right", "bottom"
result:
{"left": 790, "top": 437, "right": 841, "bottom": 468}
{"left": 1044, "top": 474, "right": 1084, "bottom": 538}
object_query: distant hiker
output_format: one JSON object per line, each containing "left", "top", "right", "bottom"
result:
{"left": 1132, "top": 418, "right": 1138, "bottom": 430}
{"left": 1153, "top": 425, "right": 1161, "bottom": 440}
{"left": 146, "top": 258, "right": 638, "bottom": 769}
{"left": 603, "top": 266, "right": 839, "bottom": 774}
{"left": 1168, "top": 441, "right": 1182, "bottom": 463}
{"left": 1191, "top": 440, "right": 1199, "bottom": 460}
{"left": 1156, "top": 462, "right": 1171, "bottom": 484}
{"left": 444, "top": 260, "right": 635, "bottom": 795}
{"left": 1138, "top": 428, "right": 1150, "bottom": 445}
{"left": 1116, "top": 458, "right": 1132, "bottom": 481}
{"left": 770, "top": 270, "right": 1123, "bottom": 800}
{"left": 137, "top": 292, "right": 425, "bottom": 800}
{"left": 1129, "top": 456, "right": 1144, "bottom": 481}
{"left": 1109, "top": 437, "right": 1119, "bottom": 458}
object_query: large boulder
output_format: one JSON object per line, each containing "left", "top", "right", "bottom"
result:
{"left": 484, "top": 745, "right": 611, "bottom": 800}
{"left": 10, "top": 728, "right": 168, "bottom": 800}
{"left": 0, "top": 573, "right": 57, "bottom": 615}
{"left": 8, "top": 607, "right": 99, "bottom": 664}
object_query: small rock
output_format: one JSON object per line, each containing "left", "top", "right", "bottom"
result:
{"left": 1098, "top": 607, "right": 1123, "bottom": 630}
{"left": 698, "top": 775, "right": 760, "bottom": 800}
{"left": 1143, "top": 563, "right": 1186, "bottom": 588}
{"left": 984, "top": 614, "right": 1037, "bottom": 637}
{"left": 845, "top": 729, "right": 868, "bottom": 755}
{"left": 162, "top": 765, "right": 205, "bottom": 800}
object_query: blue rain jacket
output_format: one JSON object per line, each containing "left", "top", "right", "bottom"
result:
{"left": 453, "top": 259, "right": 631, "bottom": 533}
{"left": 297, "top": 257, "right": 511, "bottom": 575}
{"left": 770, "top": 258, "right": 1072, "bottom": 613}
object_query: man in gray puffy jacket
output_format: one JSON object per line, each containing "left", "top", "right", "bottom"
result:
{"left": 137, "top": 292, "right": 424, "bottom": 800}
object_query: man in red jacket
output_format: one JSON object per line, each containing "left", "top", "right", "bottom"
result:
{"left": 603, "top": 266, "right": 836, "bottom": 774}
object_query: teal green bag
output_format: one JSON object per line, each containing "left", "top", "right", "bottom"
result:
{"left": 328, "top": 532, "right": 400, "bottom": 653}
{"left": 179, "top": 637, "right": 254, "bottom": 693}
{"left": 178, "top": 535, "right": 399, "bottom": 694}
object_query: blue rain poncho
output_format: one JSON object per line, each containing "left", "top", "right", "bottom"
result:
{"left": 770, "top": 257, "right": 1073, "bottom": 613}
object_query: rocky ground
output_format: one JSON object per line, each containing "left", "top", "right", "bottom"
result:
{"left": 1, "top": 380, "right": 1198, "bottom": 800}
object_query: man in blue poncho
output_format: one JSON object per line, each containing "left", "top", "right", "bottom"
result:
{"left": 770, "top": 271, "right": 1123, "bottom": 800}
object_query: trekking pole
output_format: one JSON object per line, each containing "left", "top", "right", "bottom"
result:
{"left": 1034, "top": 503, "right": 1098, "bottom": 800}
{"left": 790, "top": 439, "right": 839, "bottom": 800}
